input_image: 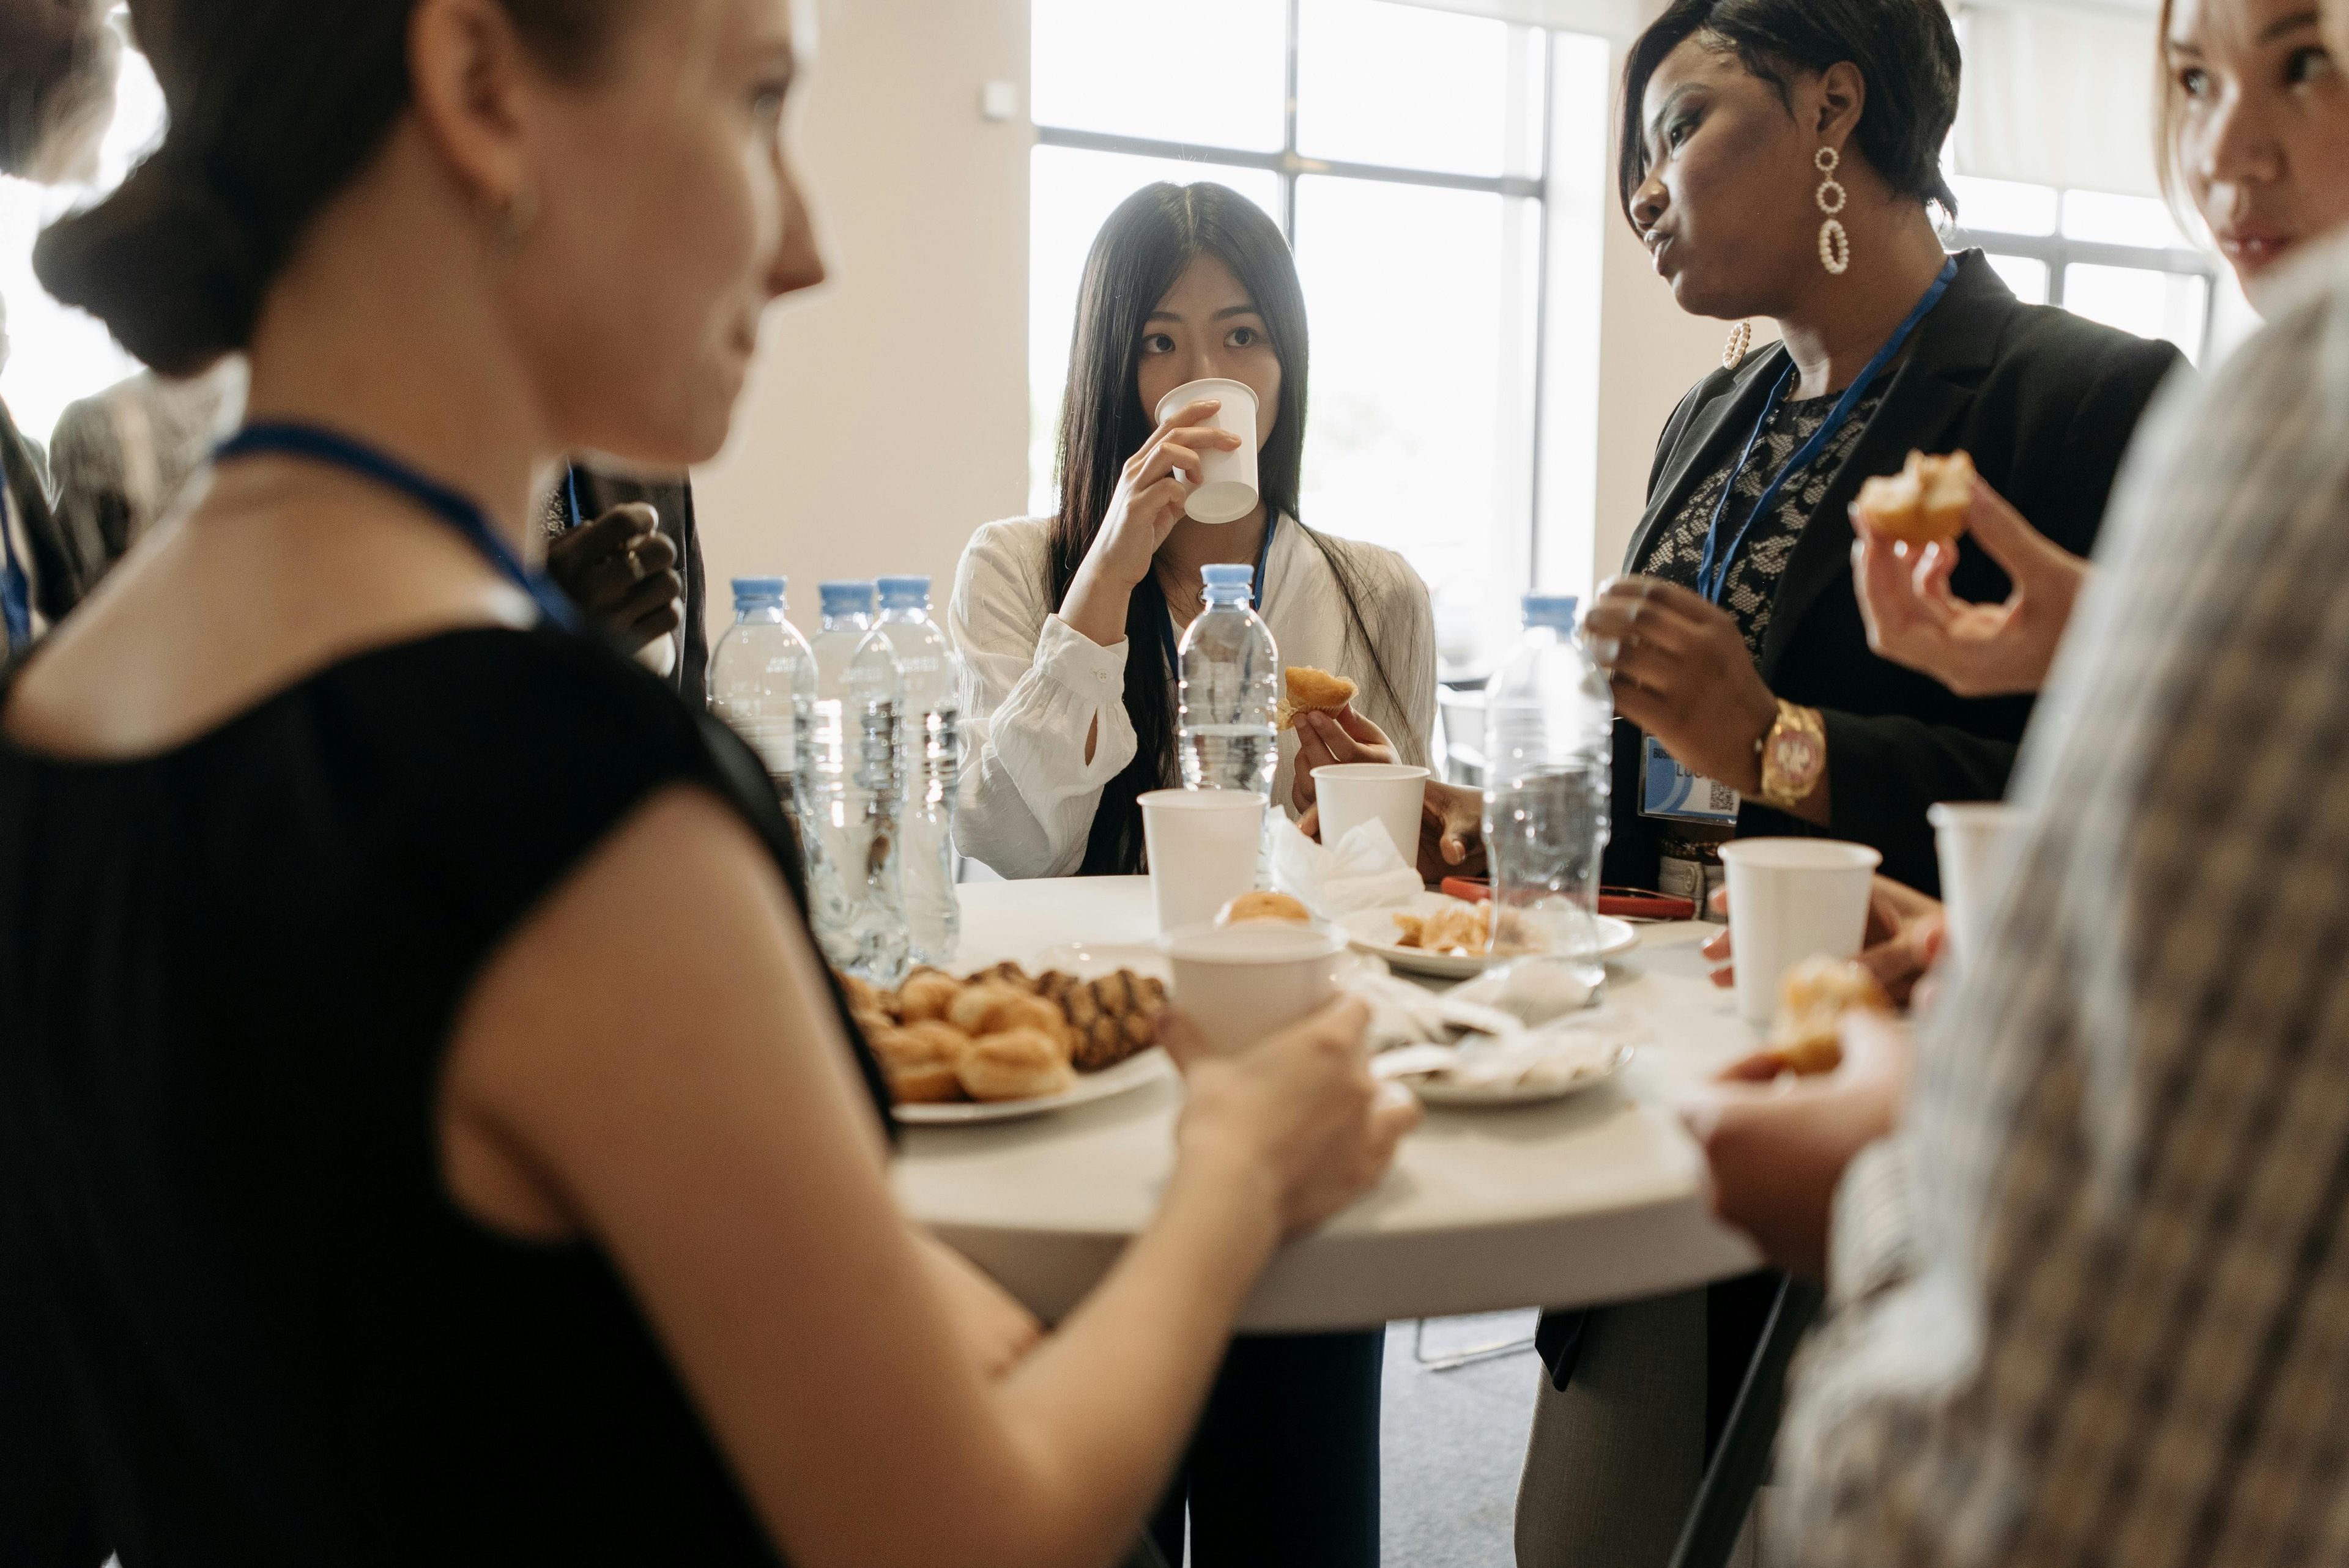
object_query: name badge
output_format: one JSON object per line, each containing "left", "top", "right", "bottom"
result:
{"left": 1640, "top": 735, "right": 1740, "bottom": 824}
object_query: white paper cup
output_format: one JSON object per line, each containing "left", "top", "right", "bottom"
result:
{"left": 1718, "top": 838, "right": 1882, "bottom": 1029}
{"left": 1154, "top": 377, "right": 1260, "bottom": 525}
{"left": 1313, "top": 763, "right": 1428, "bottom": 867}
{"left": 1164, "top": 921, "right": 1348, "bottom": 1054}
{"left": 1928, "top": 802, "right": 2031, "bottom": 970}
{"left": 1140, "top": 788, "right": 1266, "bottom": 934}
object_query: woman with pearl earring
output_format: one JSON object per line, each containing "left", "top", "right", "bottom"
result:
{"left": 1514, "top": 2, "right": 2184, "bottom": 1564}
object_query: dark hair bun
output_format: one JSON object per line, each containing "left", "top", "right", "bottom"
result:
{"left": 35, "top": 157, "right": 261, "bottom": 378}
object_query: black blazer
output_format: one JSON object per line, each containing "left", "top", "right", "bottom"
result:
{"left": 1603, "top": 250, "right": 2185, "bottom": 894}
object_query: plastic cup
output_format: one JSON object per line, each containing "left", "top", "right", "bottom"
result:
{"left": 1928, "top": 802, "right": 2031, "bottom": 971}
{"left": 1164, "top": 921, "right": 1348, "bottom": 1054}
{"left": 1140, "top": 789, "right": 1266, "bottom": 933}
{"left": 1313, "top": 763, "right": 1429, "bottom": 867}
{"left": 1154, "top": 377, "right": 1260, "bottom": 525}
{"left": 1717, "top": 838, "right": 1882, "bottom": 1029}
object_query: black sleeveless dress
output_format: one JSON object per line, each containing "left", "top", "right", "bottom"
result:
{"left": 0, "top": 624, "right": 889, "bottom": 1566}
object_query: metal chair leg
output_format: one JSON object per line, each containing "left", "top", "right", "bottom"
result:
{"left": 1410, "top": 1315, "right": 1537, "bottom": 1372}
{"left": 1664, "top": 1276, "right": 1824, "bottom": 1568}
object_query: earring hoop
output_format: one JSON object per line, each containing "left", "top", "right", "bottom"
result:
{"left": 1814, "top": 147, "right": 1849, "bottom": 275}
{"left": 1722, "top": 320, "right": 1752, "bottom": 369}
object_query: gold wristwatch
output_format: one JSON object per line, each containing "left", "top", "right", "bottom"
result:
{"left": 1754, "top": 700, "right": 1827, "bottom": 812}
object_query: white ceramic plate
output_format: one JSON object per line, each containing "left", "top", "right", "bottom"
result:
{"left": 1378, "top": 1039, "right": 1635, "bottom": 1108}
{"left": 1340, "top": 899, "right": 1639, "bottom": 978}
{"left": 893, "top": 1046, "right": 1172, "bottom": 1125}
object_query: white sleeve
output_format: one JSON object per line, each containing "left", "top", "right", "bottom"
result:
{"left": 948, "top": 525, "right": 1140, "bottom": 879}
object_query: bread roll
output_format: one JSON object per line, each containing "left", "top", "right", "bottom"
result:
{"left": 1853, "top": 449, "right": 1976, "bottom": 547}
{"left": 896, "top": 969, "right": 961, "bottom": 1023}
{"left": 1216, "top": 890, "right": 1313, "bottom": 925}
{"left": 872, "top": 1019, "right": 973, "bottom": 1104}
{"left": 1277, "top": 665, "right": 1357, "bottom": 731}
{"left": 946, "top": 982, "right": 1069, "bottom": 1048}
{"left": 958, "top": 1027, "right": 1075, "bottom": 1102}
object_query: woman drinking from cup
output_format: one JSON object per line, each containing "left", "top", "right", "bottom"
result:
{"left": 1518, "top": 1, "right": 2182, "bottom": 1561}
{"left": 1854, "top": 0, "right": 2349, "bottom": 697}
{"left": 0, "top": 3, "right": 1419, "bottom": 1564}
{"left": 948, "top": 181, "right": 1433, "bottom": 1568}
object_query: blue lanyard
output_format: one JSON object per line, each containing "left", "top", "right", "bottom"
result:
{"left": 215, "top": 422, "right": 581, "bottom": 631}
{"left": 1157, "top": 512, "right": 1279, "bottom": 672}
{"left": 1694, "top": 256, "right": 1959, "bottom": 604}
{"left": 0, "top": 481, "right": 31, "bottom": 653}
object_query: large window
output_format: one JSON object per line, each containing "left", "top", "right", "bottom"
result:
{"left": 1030, "top": 0, "right": 1603, "bottom": 677}
{"left": 1946, "top": 173, "right": 2254, "bottom": 366}
{"left": 0, "top": 20, "right": 164, "bottom": 451}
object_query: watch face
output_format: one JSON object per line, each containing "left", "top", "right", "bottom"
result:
{"left": 1770, "top": 728, "right": 1824, "bottom": 784}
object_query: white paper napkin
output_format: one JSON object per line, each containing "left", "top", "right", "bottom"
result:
{"left": 1269, "top": 815, "right": 1423, "bottom": 920}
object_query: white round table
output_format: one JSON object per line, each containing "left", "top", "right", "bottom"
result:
{"left": 895, "top": 877, "right": 1762, "bottom": 1331}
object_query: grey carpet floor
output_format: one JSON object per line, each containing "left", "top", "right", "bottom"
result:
{"left": 1380, "top": 1311, "right": 1542, "bottom": 1568}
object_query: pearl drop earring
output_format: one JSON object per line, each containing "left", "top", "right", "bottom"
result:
{"left": 1814, "top": 146, "right": 1850, "bottom": 275}
{"left": 1722, "top": 320, "right": 1752, "bottom": 369}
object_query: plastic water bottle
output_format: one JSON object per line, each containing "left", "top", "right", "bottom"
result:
{"left": 874, "top": 575, "right": 960, "bottom": 969}
{"left": 1483, "top": 594, "right": 1613, "bottom": 989}
{"left": 803, "top": 581, "right": 908, "bottom": 985}
{"left": 1177, "top": 562, "right": 1280, "bottom": 795}
{"left": 708, "top": 576, "right": 815, "bottom": 832}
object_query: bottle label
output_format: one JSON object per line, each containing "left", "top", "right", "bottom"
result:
{"left": 1639, "top": 735, "right": 1739, "bottom": 824}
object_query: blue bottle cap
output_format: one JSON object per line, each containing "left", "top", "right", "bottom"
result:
{"left": 1523, "top": 594, "right": 1579, "bottom": 631}
{"left": 731, "top": 575, "right": 786, "bottom": 609}
{"left": 819, "top": 580, "right": 876, "bottom": 615}
{"left": 1200, "top": 563, "right": 1255, "bottom": 588}
{"left": 876, "top": 575, "right": 931, "bottom": 609}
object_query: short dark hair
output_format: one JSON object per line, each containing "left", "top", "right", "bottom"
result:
{"left": 35, "top": 0, "right": 631, "bottom": 377}
{"left": 1617, "top": 0, "right": 1962, "bottom": 226}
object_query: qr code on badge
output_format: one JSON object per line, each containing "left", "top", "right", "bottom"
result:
{"left": 1708, "top": 781, "right": 1738, "bottom": 812}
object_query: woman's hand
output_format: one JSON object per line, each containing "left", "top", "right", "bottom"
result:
{"left": 1701, "top": 876, "right": 1946, "bottom": 1008}
{"left": 1850, "top": 476, "right": 2088, "bottom": 698}
{"left": 1058, "top": 398, "right": 1242, "bottom": 650}
{"left": 1679, "top": 1009, "right": 1912, "bottom": 1281}
{"left": 1290, "top": 704, "right": 1398, "bottom": 814}
{"left": 1583, "top": 576, "right": 1783, "bottom": 804}
{"left": 544, "top": 501, "right": 684, "bottom": 654}
{"left": 1161, "top": 996, "right": 1420, "bottom": 1239}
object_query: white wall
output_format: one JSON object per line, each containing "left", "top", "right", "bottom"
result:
{"left": 692, "top": 0, "right": 1031, "bottom": 645}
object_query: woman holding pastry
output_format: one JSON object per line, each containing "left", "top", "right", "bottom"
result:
{"left": 948, "top": 182, "right": 1433, "bottom": 1567}
{"left": 1577, "top": 0, "right": 2182, "bottom": 905}
{"left": 0, "top": 4, "right": 1420, "bottom": 1565}
{"left": 951, "top": 182, "right": 1436, "bottom": 885}
{"left": 1852, "top": 0, "right": 2349, "bottom": 697}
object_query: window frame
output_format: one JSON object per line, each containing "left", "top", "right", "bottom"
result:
{"left": 1949, "top": 188, "right": 2218, "bottom": 353}
{"left": 1030, "top": 0, "right": 1561, "bottom": 664}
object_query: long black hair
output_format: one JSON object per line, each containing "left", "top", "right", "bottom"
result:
{"left": 1048, "top": 182, "right": 1406, "bottom": 876}
{"left": 1617, "top": 0, "right": 1961, "bottom": 227}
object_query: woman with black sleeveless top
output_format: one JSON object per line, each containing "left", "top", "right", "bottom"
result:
{"left": 0, "top": 3, "right": 1417, "bottom": 1565}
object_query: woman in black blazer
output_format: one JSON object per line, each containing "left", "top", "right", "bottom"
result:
{"left": 1520, "top": 2, "right": 2180, "bottom": 1562}
{"left": 1582, "top": 4, "right": 2182, "bottom": 903}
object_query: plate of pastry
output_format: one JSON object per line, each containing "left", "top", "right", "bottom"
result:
{"left": 839, "top": 960, "right": 1176, "bottom": 1125}
{"left": 1340, "top": 893, "right": 1639, "bottom": 979}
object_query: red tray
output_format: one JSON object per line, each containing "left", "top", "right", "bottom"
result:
{"left": 1439, "top": 877, "right": 1697, "bottom": 922}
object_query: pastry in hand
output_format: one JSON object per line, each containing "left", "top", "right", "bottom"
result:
{"left": 1853, "top": 449, "right": 1976, "bottom": 547}
{"left": 1277, "top": 665, "right": 1358, "bottom": 731}
{"left": 958, "top": 1026, "right": 1076, "bottom": 1102}
{"left": 1217, "top": 890, "right": 1313, "bottom": 926}
{"left": 872, "top": 1019, "right": 973, "bottom": 1104}
{"left": 1759, "top": 955, "right": 1892, "bottom": 1076}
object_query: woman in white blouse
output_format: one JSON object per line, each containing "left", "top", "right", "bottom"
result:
{"left": 949, "top": 182, "right": 1432, "bottom": 1567}
{"left": 951, "top": 182, "right": 1435, "bottom": 885}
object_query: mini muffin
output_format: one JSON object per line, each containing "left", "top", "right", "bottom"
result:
{"left": 836, "top": 970, "right": 886, "bottom": 1019}
{"left": 957, "top": 1027, "right": 1075, "bottom": 1103}
{"left": 896, "top": 969, "right": 962, "bottom": 1024}
{"left": 1216, "top": 890, "right": 1313, "bottom": 926}
{"left": 871, "top": 1019, "right": 973, "bottom": 1104}
{"left": 1854, "top": 449, "right": 1975, "bottom": 546}
{"left": 946, "top": 983, "right": 1067, "bottom": 1046}
{"left": 1277, "top": 665, "right": 1357, "bottom": 731}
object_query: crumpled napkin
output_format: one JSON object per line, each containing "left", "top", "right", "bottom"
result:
{"left": 1445, "top": 958, "right": 1599, "bottom": 1026}
{"left": 1370, "top": 1007, "right": 1650, "bottom": 1093}
{"left": 1335, "top": 960, "right": 1523, "bottom": 1052}
{"left": 1269, "top": 814, "right": 1423, "bottom": 920}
